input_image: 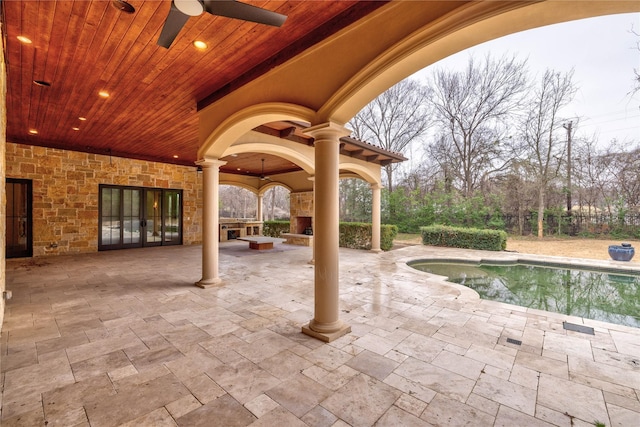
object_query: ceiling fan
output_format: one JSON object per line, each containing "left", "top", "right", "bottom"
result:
{"left": 158, "top": 0, "right": 287, "bottom": 48}
{"left": 259, "top": 158, "right": 271, "bottom": 181}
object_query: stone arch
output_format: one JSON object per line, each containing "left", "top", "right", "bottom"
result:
{"left": 198, "top": 102, "right": 316, "bottom": 159}
{"left": 223, "top": 141, "right": 315, "bottom": 175}
{"left": 258, "top": 181, "right": 292, "bottom": 197}
{"left": 218, "top": 181, "right": 259, "bottom": 195}
{"left": 320, "top": 1, "right": 640, "bottom": 123}
{"left": 339, "top": 161, "right": 380, "bottom": 186}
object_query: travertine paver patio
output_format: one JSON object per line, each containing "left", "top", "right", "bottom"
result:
{"left": 1, "top": 242, "right": 639, "bottom": 426}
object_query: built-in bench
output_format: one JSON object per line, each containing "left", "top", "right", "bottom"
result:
{"left": 281, "top": 233, "right": 313, "bottom": 247}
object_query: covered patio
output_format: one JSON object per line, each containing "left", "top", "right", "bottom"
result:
{"left": 2, "top": 243, "right": 639, "bottom": 426}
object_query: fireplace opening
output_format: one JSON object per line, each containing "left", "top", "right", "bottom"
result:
{"left": 296, "top": 217, "right": 312, "bottom": 235}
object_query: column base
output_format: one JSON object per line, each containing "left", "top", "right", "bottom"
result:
{"left": 302, "top": 322, "right": 351, "bottom": 343}
{"left": 194, "top": 278, "right": 222, "bottom": 289}
{"left": 370, "top": 248, "right": 382, "bottom": 253}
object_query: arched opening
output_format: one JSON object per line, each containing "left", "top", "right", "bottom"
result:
{"left": 261, "top": 185, "right": 291, "bottom": 222}
{"left": 339, "top": 177, "right": 372, "bottom": 223}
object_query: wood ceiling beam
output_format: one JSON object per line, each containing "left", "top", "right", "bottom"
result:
{"left": 280, "top": 126, "right": 297, "bottom": 138}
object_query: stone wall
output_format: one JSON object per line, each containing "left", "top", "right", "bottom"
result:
{"left": 289, "top": 191, "right": 314, "bottom": 234}
{"left": 5, "top": 143, "right": 202, "bottom": 256}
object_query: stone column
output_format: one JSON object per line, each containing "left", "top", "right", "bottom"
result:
{"left": 308, "top": 176, "right": 315, "bottom": 265}
{"left": 302, "top": 122, "right": 351, "bottom": 342}
{"left": 371, "top": 183, "right": 382, "bottom": 253}
{"left": 195, "top": 158, "right": 226, "bottom": 288}
{"left": 257, "top": 193, "right": 264, "bottom": 222}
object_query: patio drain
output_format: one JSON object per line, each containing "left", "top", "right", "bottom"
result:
{"left": 506, "top": 338, "right": 522, "bottom": 346}
{"left": 562, "top": 321, "right": 595, "bottom": 335}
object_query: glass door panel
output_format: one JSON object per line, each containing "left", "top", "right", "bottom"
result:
{"left": 122, "top": 189, "right": 141, "bottom": 246}
{"left": 144, "top": 189, "right": 163, "bottom": 246}
{"left": 163, "top": 190, "right": 181, "bottom": 245}
{"left": 6, "top": 179, "right": 32, "bottom": 258}
{"left": 100, "top": 187, "right": 121, "bottom": 247}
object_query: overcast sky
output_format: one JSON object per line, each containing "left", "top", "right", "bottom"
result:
{"left": 413, "top": 12, "right": 640, "bottom": 148}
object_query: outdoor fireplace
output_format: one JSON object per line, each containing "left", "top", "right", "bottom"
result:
{"left": 283, "top": 191, "right": 314, "bottom": 246}
{"left": 296, "top": 216, "right": 312, "bottom": 235}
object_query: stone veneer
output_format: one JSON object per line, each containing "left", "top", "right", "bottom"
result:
{"left": 289, "top": 191, "right": 314, "bottom": 234}
{"left": 5, "top": 143, "right": 202, "bottom": 257}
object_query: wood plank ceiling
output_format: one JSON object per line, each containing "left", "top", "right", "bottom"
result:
{"left": 1, "top": 0, "right": 391, "bottom": 176}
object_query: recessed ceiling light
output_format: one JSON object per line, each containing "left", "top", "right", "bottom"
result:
{"left": 17, "top": 36, "right": 32, "bottom": 44}
{"left": 98, "top": 90, "right": 110, "bottom": 98}
{"left": 79, "top": 117, "right": 87, "bottom": 121}
{"left": 72, "top": 127, "right": 80, "bottom": 131}
{"left": 33, "top": 80, "right": 51, "bottom": 87}
{"left": 173, "top": 155, "right": 179, "bottom": 158}
{"left": 193, "top": 40, "right": 207, "bottom": 50}
{"left": 28, "top": 129, "right": 38, "bottom": 135}
{"left": 237, "top": 168, "right": 241, "bottom": 171}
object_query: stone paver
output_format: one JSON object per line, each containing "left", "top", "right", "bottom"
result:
{"left": 2, "top": 243, "right": 640, "bottom": 426}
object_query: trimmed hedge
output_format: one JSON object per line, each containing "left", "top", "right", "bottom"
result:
{"left": 380, "top": 224, "right": 398, "bottom": 251}
{"left": 420, "top": 225, "right": 507, "bottom": 251}
{"left": 339, "top": 222, "right": 397, "bottom": 251}
{"left": 262, "top": 220, "right": 397, "bottom": 251}
{"left": 263, "top": 221, "right": 290, "bottom": 237}
{"left": 339, "top": 222, "right": 371, "bottom": 250}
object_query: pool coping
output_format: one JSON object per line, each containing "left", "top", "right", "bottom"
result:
{"left": 393, "top": 245, "right": 640, "bottom": 332}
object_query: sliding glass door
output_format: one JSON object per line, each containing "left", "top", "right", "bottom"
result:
{"left": 99, "top": 185, "right": 182, "bottom": 250}
{"left": 163, "top": 190, "right": 181, "bottom": 245}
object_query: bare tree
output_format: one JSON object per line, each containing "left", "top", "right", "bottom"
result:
{"left": 428, "top": 54, "right": 528, "bottom": 197}
{"left": 499, "top": 159, "right": 538, "bottom": 235}
{"left": 631, "top": 25, "right": 640, "bottom": 94}
{"left": 603, "top": 141, "right": 640, "bottom": 211}
{"left": 517, "top": 69, "right": 576, "bottom": 238}
{"left": 339, "top": 178, "right": 372, "bottom": 222}
{"left": 349, "top": 78, "right": 432, "bottom": 191}
{"left": 263, "top": 186, "right": 290, "bottom": 220}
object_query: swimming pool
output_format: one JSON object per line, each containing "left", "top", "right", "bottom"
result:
{"left": 408, "top": 260, "right": 640, "bottom": 328}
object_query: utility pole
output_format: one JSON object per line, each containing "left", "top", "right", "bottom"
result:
{"left": 563, "top": 121, "right": 573, "bottom": 215}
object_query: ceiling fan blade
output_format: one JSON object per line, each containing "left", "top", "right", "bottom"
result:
{"left": 158, "top": 3, "right": 191, "bottom": 48}
{"left": 203, "top": 0, "right": 287, "bottom": 27}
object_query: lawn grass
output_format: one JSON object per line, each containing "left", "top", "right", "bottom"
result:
{"left": 395, "top": 233, "right": 421, "bottom": 243}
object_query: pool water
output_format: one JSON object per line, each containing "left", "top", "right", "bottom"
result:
{"left": 409, "top": 261, "right": 640, "bottom": 328}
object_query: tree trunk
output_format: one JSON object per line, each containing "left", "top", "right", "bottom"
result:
{"left": 270, "top": 189, "right": 276, "bottom": 221}
{"left": 537, "top": 188, "right": 545, "bottom": 239}
{"left": 385, "top": 164, "right": 393, "bottom": 192}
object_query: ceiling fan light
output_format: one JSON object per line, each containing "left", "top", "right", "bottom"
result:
{"left": 174, "top": 0, "right": 204, "bottom": 16}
